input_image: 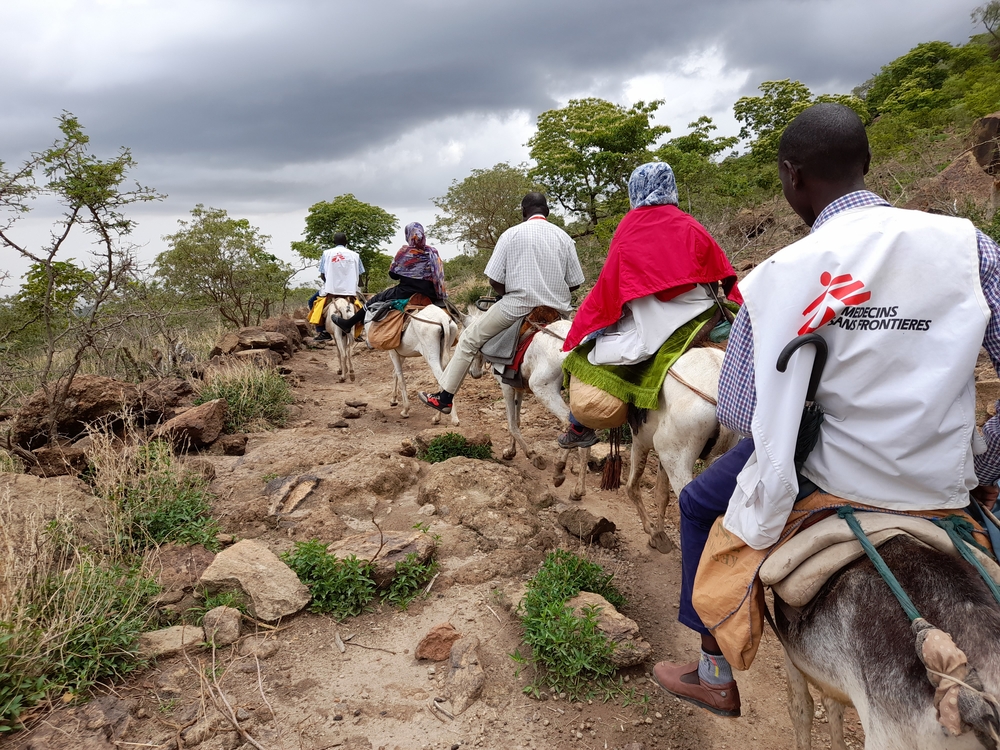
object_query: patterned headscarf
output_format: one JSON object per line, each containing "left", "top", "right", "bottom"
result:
{"left": 627, "top": 162, "right": 679, "bottom": 209}
{"left": 390, "top": 222, "right": 447, "bottom": 300}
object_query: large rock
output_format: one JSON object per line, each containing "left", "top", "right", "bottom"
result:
{"left": 904, "top": 152, "right": 996, "bottom": 214}
{"left": 416, "top": 622, "right": 462, "bottom": 661}
{"left": 558, "top": 507, "right": 617, "bottom": 543}
{"left": 416, "top": 458, "right": 546, "bottom": 550}
{"left": 198, "top": 539, "right": 310, "bottom": 622}
{"left": 566, "top": 591, "right": 652, "bottom": 667}
{"left": 152, "top": 398, "right": 227, "bottom": 449}
{"left": 28, "top": 442, "right": 90, "bottom": 477}
{"left": 263, "top": 331, "right": 294, "bottom": 357}
{"left": 139, "top": 625, "right": 204, "bottom": 658}
{"left": 11, "top": 375, "right": 140, "bottom": 449}
{"left": 138, "top": 377, "right": 196, "bottom": 422}
{"left": 210, "top": 331, "right": 246, "bottom": 357}
{"left": 233, "top": 348, "right": 284, "bottom": 367}
{"left": 262, "top": 315, "right": 303, "bottom": 348}
{"left": 446, "top": 636, "right": 485, "bottom": 715}
{"left": 202, "top": 606, "right": 242, "bottom": 646}
{"left": 311, "top": 455, "right": 422, "bottom": 519}
{"left": 0, "top": 474, "right": 109, "bottom": 583}
{"left": 971, "top": 110, "right": 1000, "bottom": 175}
{"left": 327, "top": 531, "right": 435, "bottom": 587}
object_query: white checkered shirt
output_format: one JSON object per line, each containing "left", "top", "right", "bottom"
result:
{"left": 717, "top": 190, "right": 1000, "bottom": 485}
{"left": 485, "top": 216, "right": 585, "bottom": 317}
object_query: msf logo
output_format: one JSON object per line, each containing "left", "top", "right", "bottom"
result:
{"left": 800, "top": 271, "right": 871, "bottom": 335}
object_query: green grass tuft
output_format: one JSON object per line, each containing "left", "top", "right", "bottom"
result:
{"left": 282, "top": 541, "right": 377, "bottom": 620}
{"left": 516, "top": 550, "right": 628, "bottom": 701}
{"left": 419, "top": 432, "right": 493, "bottom": 463}
{"left": 196, "top": 361, "right": 294, "bottom": 433}
{"left": 386, "top": 553, "right": 439, "bottom": 610}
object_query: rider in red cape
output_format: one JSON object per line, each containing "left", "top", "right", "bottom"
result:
{"left": 564, "top": 202, "right": 741, "bottom": 353}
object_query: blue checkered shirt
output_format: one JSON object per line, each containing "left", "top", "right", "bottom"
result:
{"left": 717, "top": 190, "right": 1000, "bottom": 485}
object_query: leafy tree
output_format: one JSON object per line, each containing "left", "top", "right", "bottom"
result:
{"left": 528, "top": 98, "right": 670, "bottom": 234}
{"left": 859, "top": 42, "right": 955, "bottom": 115}
{"left": 292, "top": 194, "right": 398, "bottom": 291}
{"left": 735, "top": 80, "right": 870, "bottom": 162}
{"left": 157, "top": 205, "right": 291, "bottom": 327}
{"left": 0, "top": 114, "right": 161, "bottom": 444}
{"left": 430, "top": 162, "right": 534, "bottom": 254}
{"left": 972, "top": 1, "right": 1000, "bottom": 48}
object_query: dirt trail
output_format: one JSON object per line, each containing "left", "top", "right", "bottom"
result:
{"left": 6, "top": 340, "right": 864, "bottom": 750}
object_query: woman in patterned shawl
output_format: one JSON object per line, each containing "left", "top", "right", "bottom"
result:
{"left": 330, "top": 222, "right": 447, "bottom": 330}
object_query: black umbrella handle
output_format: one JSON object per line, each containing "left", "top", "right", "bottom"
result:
{"left": 776, "top": 333, "right": 828, "bottom": 402}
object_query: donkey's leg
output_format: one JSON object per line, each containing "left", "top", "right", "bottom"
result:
{"left": 390, "top": 351, "right": 409, "bottom": 418}
{"left": 647, "top": 462, "right": 676, "bottom": 553}
{"left": 569, "top": 446, "right": 590, "bottom": 501}
{"left": 345, "top": 329, "right": 355, "bottom": 382}
{"left": 554, "top": 448, "right": 571, "bottom": 488}
{"left": 821, "top": 694, "right": 847, "bottom": 750}
{"left": 501, "top": 387, "right": 522, "bottom": 460}
{"left": 784, "top": 654, "right": 815, "bottom": 750}
{"left": 626, "top": 427, "right": 655, "bottom": 536}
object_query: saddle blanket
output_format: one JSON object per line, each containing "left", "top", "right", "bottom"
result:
{"left": 562, "top": 307, "right": 715, "bottom": 410}
{"left": 692, "top": 490, "right": 995, "bottom": 671}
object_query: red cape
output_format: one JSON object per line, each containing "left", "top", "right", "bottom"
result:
{"left": 564, "top": 204, "right": 742, "bottom": 351}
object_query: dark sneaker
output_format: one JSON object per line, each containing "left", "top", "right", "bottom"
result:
{"left": 558, "top": 425, "right": 600, "bottom": 449}
{"left": 418, "top": 391, "right": 452, "bottom": 415}
{"left": 652, "top": 660, "right": 741, "bottom": 717}
{"left": 314, "top": 330, "right": 332, "bottom": 341}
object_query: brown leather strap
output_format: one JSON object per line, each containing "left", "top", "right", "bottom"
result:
{"left": 668, "top": 368, "right": 718, "bottom": 406}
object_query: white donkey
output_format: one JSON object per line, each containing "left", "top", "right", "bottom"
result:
{"left": 625, "top": 346, "right": 738, "bottom": 553}
{"left": 324, "top": 297, "right": 358, "bottom": 383}
{"left": 367, "top": 304, "right": 479, "bottom": 427}
{"left": 485, "top": 318, "right": 590, "bottom": 502}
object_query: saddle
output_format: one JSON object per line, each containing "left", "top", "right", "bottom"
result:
{"left": 480, "top": 306, "right": 563, "bottom": 388}
{"left": 367, "top": 294, "right": 434, "bottom": 351}
{"left": 692, "top": 489, "right": 997, "bottom": 671}
{"left": 760, "top": 512, "right": 1000, "bottom": 607}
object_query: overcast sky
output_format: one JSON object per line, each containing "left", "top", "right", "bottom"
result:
{"left": 0, "top": 0, "right": 984, "bottom": 290}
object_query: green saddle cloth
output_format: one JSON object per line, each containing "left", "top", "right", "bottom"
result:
{"left": 562, "top": 308, "right": 715, "bottom": 411}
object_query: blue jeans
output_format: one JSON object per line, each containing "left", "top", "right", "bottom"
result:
{"left": 678, "top": 438, "right": 755, "bottom": 635}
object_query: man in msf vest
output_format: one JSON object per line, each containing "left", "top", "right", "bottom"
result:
{"left": 653, "top": 102, "right": 1000, "bottom": 717}
{"left": 320, "top": 232, "right": 365, "bottom": 301}
{"left": 418, "top": 192, "right": 584, "bottom": 415}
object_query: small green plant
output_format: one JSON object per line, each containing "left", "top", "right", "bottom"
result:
{"left": 418, "top": 432, "right": 493, "bottom": 463}
{"left": 282, "top": 541, "right": 377, "bottom": 619}
{"left": 516, "top": 550, "right": 627, "bottom": 700}
{"left": 0, "top": 449, "right": 21, "bottom": 474}
{"left": 196, "top": 361, "right": 294, "bottom": 433}
{"left": 187, "top": 591, "right": 247, "bottom": 626}
{"left": 100, "top": 441, "right": 221, "bottom": 552}
{"left": 386, "top": 553, "right": 439, "bottom": 610}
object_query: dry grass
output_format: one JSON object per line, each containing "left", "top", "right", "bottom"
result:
{"left": 197, "top": 359, "right": 293, "bottom": 433}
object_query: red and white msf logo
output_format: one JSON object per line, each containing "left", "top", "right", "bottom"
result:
{"left": 799, "top": 271, "right": 872, "bottom": 335}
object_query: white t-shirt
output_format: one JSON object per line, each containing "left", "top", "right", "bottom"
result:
{"left": 320, "top": 245, "right": 364, "bottom": 296}
{"left": 485, "top": 216, "right": 585, "bottom": 317}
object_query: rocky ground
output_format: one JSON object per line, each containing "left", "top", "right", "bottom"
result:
{"left": 7, "top": 337, "right": 884, "bottom": 750}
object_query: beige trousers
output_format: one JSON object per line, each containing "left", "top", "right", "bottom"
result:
{"left": 440, "top": 303, "right": 520, "bottom": 394}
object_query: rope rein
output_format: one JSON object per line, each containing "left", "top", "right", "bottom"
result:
{"left": 668, "top": 368, "right": 718, "bottom": 406}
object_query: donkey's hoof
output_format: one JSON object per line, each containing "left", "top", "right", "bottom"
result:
{"left": 390, "top": 400, "right": 398, "bottom": 407}
{"left": 553, "top": 475, "right": 566, "bottom": 488}
{"left": 649, "top": 532, "right": 676, "bottom": 554}
{"left": 569, "top": 490, "right": 584, "bottom": 502}
{"left": 400, "top": 411, "right": 409, "bottom": 419}
{"left": 531, "top": 454, "right": 547, "bottom": 470}
{"left": 502, "top": 449, "right": 516, "bottom": 461}
{"left": 349, "top": 373, "right": 355, "bottom": 382}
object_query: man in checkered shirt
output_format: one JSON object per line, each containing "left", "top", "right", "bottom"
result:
{"left": 420, "top": 192, "right": 584, "bottom": 414}
{"left": 653, "top": 103, "right": 1000, "bottom": 718}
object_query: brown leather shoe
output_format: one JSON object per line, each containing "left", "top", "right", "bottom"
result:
{"left": 652, "top": 660, "right": 741, "bottom": 717}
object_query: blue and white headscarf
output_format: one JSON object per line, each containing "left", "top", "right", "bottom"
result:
{"left": 627, "top": 162, "right": 679, "bottom": 209}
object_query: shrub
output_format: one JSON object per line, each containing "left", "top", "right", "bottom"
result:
{"left": 282, "top": 541, "right": 377, "bottom": 620}
{"left": 418, "top": 432, "right": 493, "bottom": 463}
{"left": 516, "top": 550, "right": 627, "bottom": 699}
{"left": 386, "top": 553, "right": 439, "bottom": 610}
{"left": 90, "top": 439, "right": 220, "bottom": 552}
{"left": 196, "top": 361, "right": 293, "bottom": 433}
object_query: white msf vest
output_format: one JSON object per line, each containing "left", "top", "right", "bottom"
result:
{"left": 321, "top": 246, "right": 363, "bottom": 296}
{"left": 724, "top": 205, "right": 988, "bottom": 550}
